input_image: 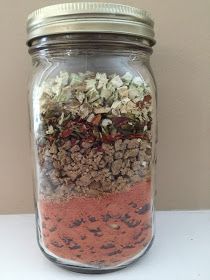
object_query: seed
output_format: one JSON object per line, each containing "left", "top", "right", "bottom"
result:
{"left": 101, "top": 243, "right": 115, "bottom": 249}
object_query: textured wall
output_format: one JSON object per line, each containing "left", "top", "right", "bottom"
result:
{"left": 0, "top": 0, "right": 209, "bottom": 213}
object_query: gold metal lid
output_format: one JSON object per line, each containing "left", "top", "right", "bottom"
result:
{"left": 27, "top": 2, "right": 155, "bottom": 46}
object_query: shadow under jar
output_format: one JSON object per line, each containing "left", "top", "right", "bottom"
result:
{"left": 26, "top": 2, "right": 157, "bottom": 274}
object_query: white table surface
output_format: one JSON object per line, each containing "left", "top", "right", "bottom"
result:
{"left": 0, "top": 211, "right": 209, "bottom": 280}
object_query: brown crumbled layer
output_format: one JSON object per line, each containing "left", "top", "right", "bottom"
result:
{"left": 38, "top": 138, "right": 151, "bottom": 199}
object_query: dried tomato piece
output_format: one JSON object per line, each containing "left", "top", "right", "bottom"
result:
{"left": 61, "top": 128, "right": 72, "bottom": 138}
{"left": 91, "top": 114, "right": 102, "bottom": 126}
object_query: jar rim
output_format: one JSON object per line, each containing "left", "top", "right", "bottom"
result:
{"left": 26, "top": 2, "right": 155, "bottom": 46}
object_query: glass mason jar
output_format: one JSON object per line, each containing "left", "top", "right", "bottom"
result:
{"left": 27, "top": 3, "right": 157, "bottom": 273}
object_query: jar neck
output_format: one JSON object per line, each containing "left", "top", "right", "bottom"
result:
{"left": 28, "top": 33, "right": 152, "bottom": 60}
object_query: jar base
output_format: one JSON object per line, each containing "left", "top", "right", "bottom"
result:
{"left": 38, "top": 236, "right": 154, "bottom": 274}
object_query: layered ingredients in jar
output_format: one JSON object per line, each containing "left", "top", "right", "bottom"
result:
{"left": 35, "top": 71, "right": 154, "bottom": 267}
